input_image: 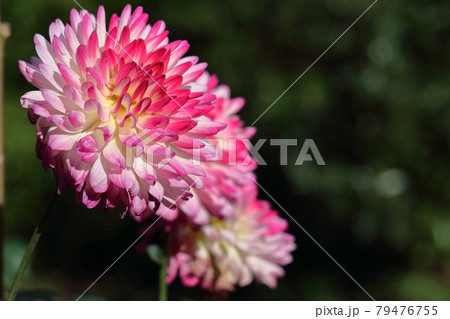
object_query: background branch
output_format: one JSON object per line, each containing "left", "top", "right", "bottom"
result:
{"left": 0, "top": 16, "right": 11, "bottom": 300}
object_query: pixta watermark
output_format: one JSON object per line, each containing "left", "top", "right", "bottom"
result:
{"left": 123, "top": 129, "right": 325, "bottom": 168}
{"left": 249, "top": 138, "right": 325, "bottom": 166}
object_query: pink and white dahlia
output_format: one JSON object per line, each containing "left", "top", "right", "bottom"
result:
{"left": 19, "top": 5, "right": 226, "bottom": 220}
{"left": 177, "top": 73, "right": 257, "bottom": 225}
{"left": 167, "top": 189, "right": 296, "bottom": 291}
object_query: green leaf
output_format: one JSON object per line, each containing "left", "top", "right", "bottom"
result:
{"left": 147, "top": 244, "right": 165, "bottom": 266}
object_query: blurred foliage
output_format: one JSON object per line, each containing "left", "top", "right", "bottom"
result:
{"left": 2, "top": 0, "right": 450, "bottom": 300}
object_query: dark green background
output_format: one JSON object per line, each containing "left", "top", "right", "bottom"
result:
{"left": 2, "top": 0, "right": 450, "bottom": 300}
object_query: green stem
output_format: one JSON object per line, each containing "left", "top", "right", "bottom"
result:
{"left": 7, "top": 192, "right": 57, "bottom": 301}
{"left": 158, "top": 250, "right": 168, "bottom": 301}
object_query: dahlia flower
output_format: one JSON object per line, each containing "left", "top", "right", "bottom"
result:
{"left": 177, "top": 73, "right": 257, "bottom": 225}
{"left": 167, "top": 187, "right": 296, "bottom": 291}
{"left": 19, "top": 5, "right": 226, "bottom": 220}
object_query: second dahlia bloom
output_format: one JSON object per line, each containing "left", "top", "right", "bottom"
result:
{"left": 167, "top": 186, "right": 296, "bottom": 291}
{"left": 177, "top": 73, "right": 257, "bottom": 225}
{"left": 19, "top": 5, "right": 226, "bottom": 220}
